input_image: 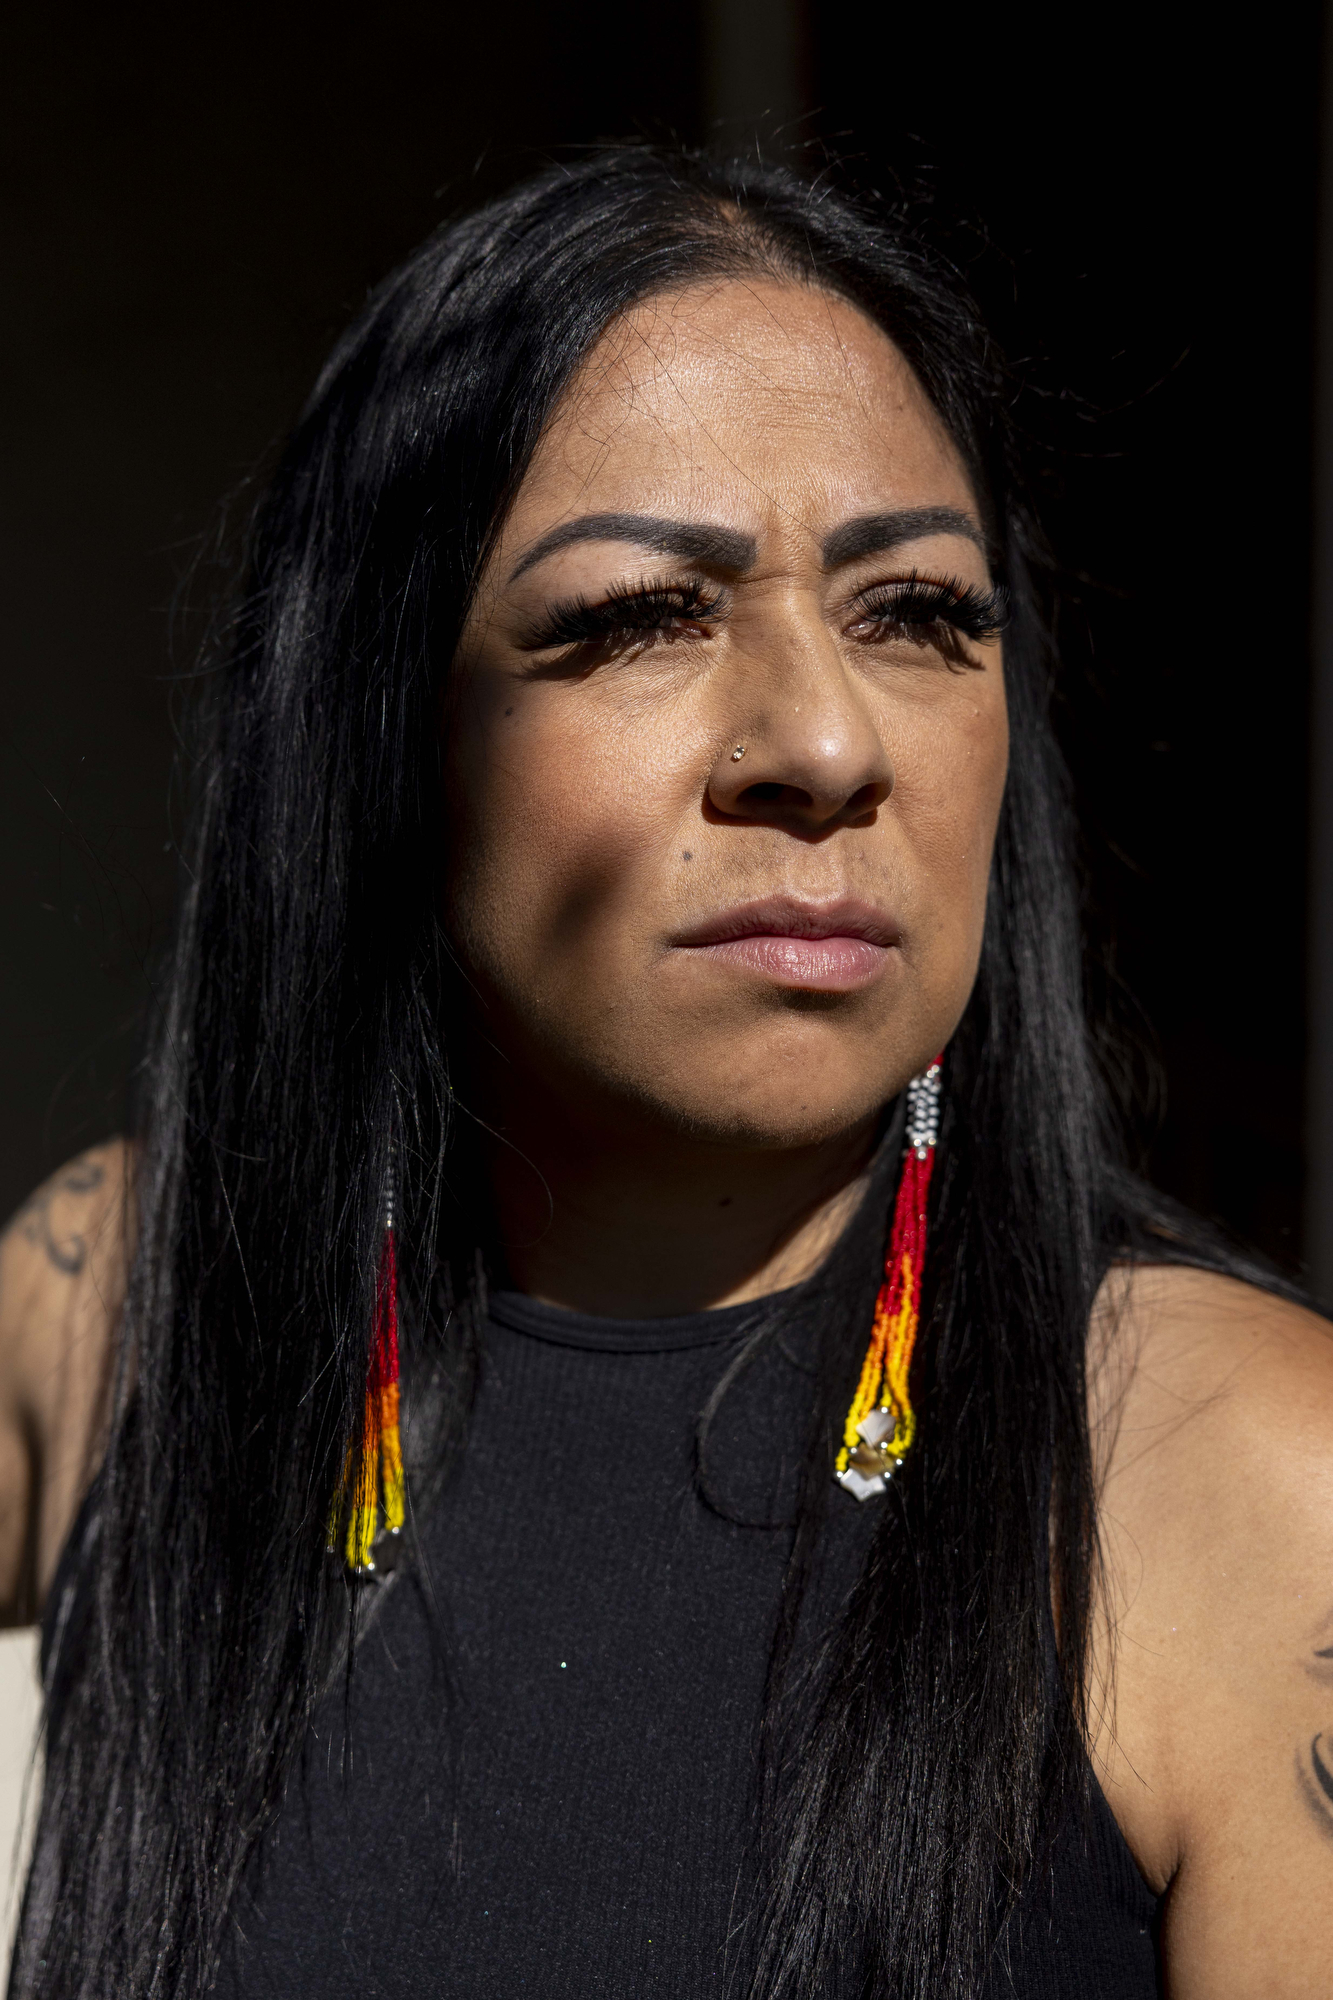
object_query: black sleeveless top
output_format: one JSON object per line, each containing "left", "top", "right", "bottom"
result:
{"left": 44, "top": 1265, "right": 1162, "bottom": 1997}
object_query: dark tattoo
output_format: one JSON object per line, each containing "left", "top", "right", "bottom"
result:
{"left": 1313, "top": 1735, "right": 1333, "bottom": 1808}
{"left": 1297, "top": 1736, "right": 1333, "bottom": 1840}
{"left": 10, "top": 1156, "right": 106, "bottom": 1277}
{"left": 1296, "top": 1628, "right": 1333, "bottom": 1840}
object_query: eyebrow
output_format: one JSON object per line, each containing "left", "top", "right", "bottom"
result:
{"left": 508, "top": 512, "right": 758, "bottom": 582}
{"left": 821, "top": 507, "right": 986, "bottom": 568}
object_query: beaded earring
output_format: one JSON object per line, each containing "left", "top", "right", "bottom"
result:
{"left": 329, "top": 1168, "right": 405, "bottom": 1572}
{"left": 836, "top": 1058, "right": 942, "bottom": 1500}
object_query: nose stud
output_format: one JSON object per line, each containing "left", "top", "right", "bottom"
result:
{"left": 730, "top": 744, "right": 746, "bottom": 762}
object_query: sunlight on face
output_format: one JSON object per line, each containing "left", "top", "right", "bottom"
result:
{"left": 446, "top": 277, "right": 1008, "bottom": 1151}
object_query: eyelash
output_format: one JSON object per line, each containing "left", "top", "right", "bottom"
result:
{"left": 527, "top": 578, "right": 724, "bottom": 651}
{"left": 526, "top": 569, "right": 1007, "bottom": 655}
{"left": 854, "top": 572, "right": 1008, "bottom": 644}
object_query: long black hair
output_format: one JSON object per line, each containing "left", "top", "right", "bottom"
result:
{"left": 15, "top": 143, "right": 1270, "bottom": 1999}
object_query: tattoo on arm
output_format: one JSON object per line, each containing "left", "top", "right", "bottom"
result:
{"left": 9, "top": 1157, "right": 106, "bottom": 1278}
{"left": 1298, "top": 1631, "right": 1333, "bottom": 1838}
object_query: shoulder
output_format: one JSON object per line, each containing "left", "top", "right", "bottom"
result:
{"left": 0, "top": 1141, "right": 134, "bottom": 1618}
{"left": 1090, "top": 1263, "right": 1333, "bottom": 1605}
{"left": 1088, "top": 1262, "right": 1333, "bottom": 1995}
{"left": 1090, "top": 1259, "right": 1333, "bottom": 1500}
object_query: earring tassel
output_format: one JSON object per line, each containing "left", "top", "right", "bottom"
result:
{"left": 836, "top": 1059, "right": 942, "bottom": 1500}
{"left": 330, "top": 1197, "right": 405, "bottom": 1573}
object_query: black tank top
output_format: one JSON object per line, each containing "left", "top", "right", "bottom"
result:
{"left": 44, "top": 1270, "right": 1162, "bottom": 1997}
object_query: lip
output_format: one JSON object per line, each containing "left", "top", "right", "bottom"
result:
{"left": 672, "top": 896, "right": 900, "bottom": 993}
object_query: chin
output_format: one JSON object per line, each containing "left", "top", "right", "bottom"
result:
{"left": 541, "top": 999, "right": 933, "bottom": 1153}
{"left": 654, "top": 1016, "right": 921, "bottom": 1148}
{"left": 620, "top": 1068, "right": 895, "bottom": 1154}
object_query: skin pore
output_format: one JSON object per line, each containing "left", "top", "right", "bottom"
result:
{"left": 4, "top": 271, "right": 1333, "bottom": 1998}
{"left": 446, "top": 277, "right": 1007, "bottom": 1315}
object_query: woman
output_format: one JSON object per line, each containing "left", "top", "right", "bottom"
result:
{"left": 3, "top": 145, "right": 1331, "bottom": 1999}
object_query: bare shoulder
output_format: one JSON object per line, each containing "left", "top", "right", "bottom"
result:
{"left": 1092, "top": 1258, "right": 1333, "bottom": 1424}
{"left": 1087, "top": 1262, "right": 1333, "bottom": 1996}
{"left": 0, "top": 1141, "right": 134, "bottom": 1619}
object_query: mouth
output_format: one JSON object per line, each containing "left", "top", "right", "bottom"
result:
{"left": 671, "top": 896, "right": 900, "bottom": 993}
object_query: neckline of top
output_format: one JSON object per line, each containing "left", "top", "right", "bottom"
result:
{"left": 486, "top": 1284, "right": 805, "bottom": 1354}
{"left": 485, "top": 1095, "right": 908, "bottom": 1358}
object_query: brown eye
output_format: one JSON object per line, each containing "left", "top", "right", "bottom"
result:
{"left": 851, "top": 574, "right": 1007, "bottom": 648}
{"left": 525, "top": 580, "right": 724, "bottom": 655}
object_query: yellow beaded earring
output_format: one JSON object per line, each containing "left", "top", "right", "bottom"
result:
{"left": 328, "top": 1168, "right": 405, "bottom": 1572}
{"left": 836, "top": 1059, "right": 942, "bottom": 1499}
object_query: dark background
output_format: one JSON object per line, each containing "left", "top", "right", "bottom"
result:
{"left": 1, "top": 3, "right": 1321, "bottom": 1270}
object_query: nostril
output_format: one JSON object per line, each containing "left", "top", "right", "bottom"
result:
{"left": 846, "top": 781, "right": 887, "bottom": 817}
{"left": 737, "top": 781, "right": 822, "bottom": 815}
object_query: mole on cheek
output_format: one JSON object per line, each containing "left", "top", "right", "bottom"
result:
{"left": 682, "top": 850, "right": 693, "bottom": 861}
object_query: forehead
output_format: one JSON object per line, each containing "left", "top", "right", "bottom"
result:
{"left": 507, "top": 276, "right": 978, "bottom": 544}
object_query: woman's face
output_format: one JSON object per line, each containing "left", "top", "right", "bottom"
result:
{"left": 446, "top": 277, "right": 1008, "bottom": 1152}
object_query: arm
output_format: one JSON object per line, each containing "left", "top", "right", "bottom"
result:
{"left": 1088, "top": 1265, "right": 1333, "bottom": 1996}
{"left": 0, "top": 1142, "right": 131, "bottom": 1623}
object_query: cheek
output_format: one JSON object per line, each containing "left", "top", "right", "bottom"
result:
{"left": 900, "top": 689, "right": 1008, "bottom": 958}
{"left": 443, "top": 693, "right": 685, "bottom": 995}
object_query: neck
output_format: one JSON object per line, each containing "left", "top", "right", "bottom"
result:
{"left": 471, "top": 1067, "right": 880, "bottom": 1319}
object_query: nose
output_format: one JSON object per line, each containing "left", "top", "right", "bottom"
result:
{"left": 706, "top": 650, "right": 894, "bottom": 835}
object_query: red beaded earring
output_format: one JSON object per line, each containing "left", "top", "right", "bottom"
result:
{"left": 836, "top": 1058, "right": 942, "bottom": 1499}
{"left": 329, "top": 1168, "right": 405, "bottom": 1572}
